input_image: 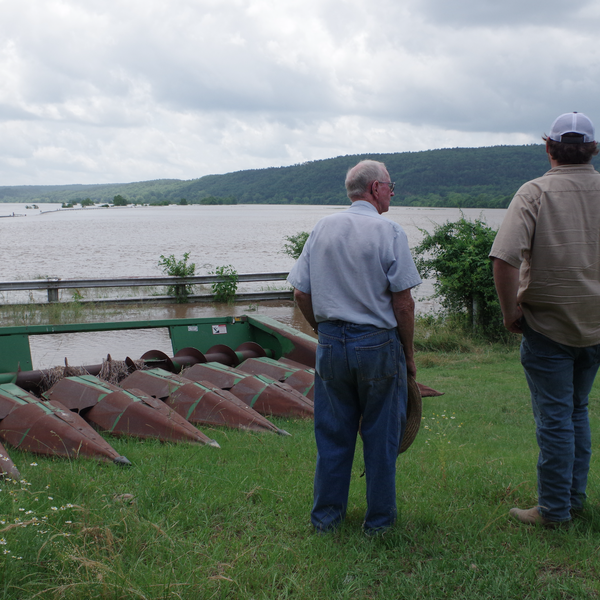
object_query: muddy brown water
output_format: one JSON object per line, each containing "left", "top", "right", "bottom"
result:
{"left": 0, "top": 203, "right": 507, "bottom": 369}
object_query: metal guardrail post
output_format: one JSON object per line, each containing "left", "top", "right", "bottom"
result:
{"left": 47, "top": 278, "right": 60, "bottom": 303}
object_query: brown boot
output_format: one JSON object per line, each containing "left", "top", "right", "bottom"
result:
{"left": 509, "top": 506, "right": 567, "bottom": 528}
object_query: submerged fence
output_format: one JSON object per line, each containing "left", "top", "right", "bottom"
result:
{"left": 0, "top": 273, "right": 293, "bottom": 305}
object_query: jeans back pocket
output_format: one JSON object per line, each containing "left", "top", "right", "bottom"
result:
{"left": 356, "top": 339, "right": 397, "bottom": 382}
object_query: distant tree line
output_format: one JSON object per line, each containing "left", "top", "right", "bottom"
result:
{"left": 2, "top": 144, "right": 593, "bottom": 209}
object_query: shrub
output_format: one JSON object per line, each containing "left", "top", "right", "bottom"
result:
{"left": 158, "top": 252, "right": 196, "bottom": 303}
{"left": 282, "top": 231, "right": 310, "bottom": 260}
{"left": 211, "top": 265, "right": 238, "bottom": 303}
{"left": 412, "top": 216, "right": 507, "bottom": 341}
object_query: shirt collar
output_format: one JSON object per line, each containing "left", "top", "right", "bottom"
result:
{"left": 546, "top": 163, "right": 598, "bottom": 175}
{"left": 348, "top": 200, "right": 379, "bottom": 214}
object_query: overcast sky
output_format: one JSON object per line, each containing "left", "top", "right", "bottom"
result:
{"left": 1, "top": 0, "right": 599, "bottom": 186}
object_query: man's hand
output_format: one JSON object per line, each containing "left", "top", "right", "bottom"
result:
{"left": 293, "top": 288, "right": 318, "bottom": 333}
{"left": 405, "top": 357, "right": 417, "bottom": 380}
{"left": 503, "top": 306, "right": 524, "bottom": 333}
{"left": 492, "top": 258, "right": 523, "bottom": 333}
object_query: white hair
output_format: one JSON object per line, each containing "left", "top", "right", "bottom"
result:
{"left": 345, "top": 160, "right": 388, "bottom": 200}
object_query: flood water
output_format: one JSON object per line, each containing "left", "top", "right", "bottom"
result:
{"left": 0, "top": 202, "right": 507, "bottom": 368}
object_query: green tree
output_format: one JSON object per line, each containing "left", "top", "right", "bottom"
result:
{"left": 210, "top": 265, "right": 238, "bottom": 303}
{"left": 412, "top": 217, "right": 504, "bottom": 340}
{"left": 113, "top": 195, "right": 128, "bottom": 206}
{"left": 158, "top": 252, "right": 196, "bottom": 303}
{"left": 81, "top": 198, "right": 94, "bottom": 207}
{"left": 282, "top": 231, "right": 310, "bottom": 260}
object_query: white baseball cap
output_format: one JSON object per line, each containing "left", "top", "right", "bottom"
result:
{"left": 548, "top": 112, "right": 595, "bottom": 143}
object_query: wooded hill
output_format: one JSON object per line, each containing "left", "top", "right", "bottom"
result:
{"left": 2, "top": 144, "right": 593, "bottom": 209}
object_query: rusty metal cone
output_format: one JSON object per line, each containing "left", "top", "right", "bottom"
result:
{"left": 230, "top": 376, "right": 314, "bottom": 418}
{"left": 183, "top": 363, "right": 314, "bottom": 418}
{"left": 45, "top": 377, "right": 220, "bottom": 448}
{"left": 0, "top": 384, "right": 129, "bottom": 465}
{"left": 84, "top": 389, "right": 221, "bottom": 447}
{"left": 121, "top": 369, "right": 282, "bottom": 435}
{"left": 238, "top": 357, "right": 315, "bottom": 400}
{"left": 255, "top": 380, "right": 314, "bottom": 418}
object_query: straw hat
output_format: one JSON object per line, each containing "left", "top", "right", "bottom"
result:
{"left": 358, "top": 375, "right": 422, "bottom": 454}
{"left": 398, "top": 375, "right": 422, "bottom": 454}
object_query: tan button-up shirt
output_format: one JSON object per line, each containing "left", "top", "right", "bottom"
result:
{"left": 490, "top": 164, "right": 600, "bottom": 347}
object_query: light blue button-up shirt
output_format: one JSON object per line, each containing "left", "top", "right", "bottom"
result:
{"left": 288, "top": 201, "right": 421, "bottom": 329}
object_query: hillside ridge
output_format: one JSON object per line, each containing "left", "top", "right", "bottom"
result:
{"left": 1, "top": 144, "right": 584, "bottom": 208}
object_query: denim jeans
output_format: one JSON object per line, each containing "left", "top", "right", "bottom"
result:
{"left": 521, "top": 320, "right": 600, "bottom": 522}
{"left": 311, "top": 320, "right": 407, "bottom": 533}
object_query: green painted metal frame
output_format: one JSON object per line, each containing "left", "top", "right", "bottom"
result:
{"left": 0, "top": 314, "right": 317, "bottom": 379}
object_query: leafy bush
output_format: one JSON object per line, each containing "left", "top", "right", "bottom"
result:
{"left": 158, "top": 252, "right": 196, "bottom": 303}
{"left": 282, "top": 231, "right": 309, "bottom": 260}
{"left": 412, "top": 216, "right": 506, "bottom": 341}
{"left": 211, "top": 264, "right": 238, "bottom": 303}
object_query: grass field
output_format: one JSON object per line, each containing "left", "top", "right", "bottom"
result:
{"left": 2, "top": 343, "right": 600, "bottom": 599}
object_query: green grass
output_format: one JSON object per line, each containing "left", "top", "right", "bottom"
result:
{"left": 0, "top": 301, "right": 117, "bottom": 327}
{"left": 2, "top": 347, "right": 600, "bottom": 599}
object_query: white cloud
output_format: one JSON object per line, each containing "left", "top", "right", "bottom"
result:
{"left": 0, "top": 0, "right": 599, "bottom": 184}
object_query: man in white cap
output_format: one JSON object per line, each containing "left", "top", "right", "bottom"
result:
{"left": 490, "top": 112, "right": 600, "bottom": 527}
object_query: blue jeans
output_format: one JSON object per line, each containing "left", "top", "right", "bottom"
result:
{"left": 311, "top": 321, "right": 407, "bottom": 533}
{"left": 521, "top": 320, "right": 600, "bottom": 522}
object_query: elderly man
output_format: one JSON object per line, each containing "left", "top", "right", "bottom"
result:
{"left": 490, "top": 112, "right": 600, "bottom": 527}
{"left": 288, "top": 159, "right": 421, "bottom": 534}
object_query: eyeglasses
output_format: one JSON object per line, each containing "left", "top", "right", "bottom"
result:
{"left": 377, "top": 181, "right": 395, "bottom": 192}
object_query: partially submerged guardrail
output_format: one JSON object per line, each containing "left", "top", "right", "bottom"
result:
{"left": 0, "top": 273, "right": 293, "bottom": 305}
